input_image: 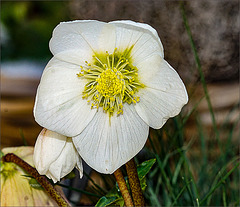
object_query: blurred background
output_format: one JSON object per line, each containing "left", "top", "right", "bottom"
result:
{"left": 1, "top": 0, "right": 239, "bottom": 206}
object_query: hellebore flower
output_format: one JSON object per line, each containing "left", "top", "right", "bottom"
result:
{"left": 1, "top": 146, "right": 63, "bottom": 206}
{"left": 34, "top": 20, "right": 188, "bottom": 174}
{"left": 33, "top": 128, "right": 83, "bottom": 183}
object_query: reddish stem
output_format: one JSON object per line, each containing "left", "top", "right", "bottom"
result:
{"left": 114, "top": 168, "right": 134, "bottom": 206}
{"left": 126, "top": 159, "right": 145, "bottom": 206}
{"left": 2, "top": 153, "right": 70, "bottom": 207}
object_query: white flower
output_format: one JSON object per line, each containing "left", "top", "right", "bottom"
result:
{"left": 34, "top": 20, "right": 188, "bottom": 174}
{"left": 33, "top": 128, "right": 83, "bottom": 183}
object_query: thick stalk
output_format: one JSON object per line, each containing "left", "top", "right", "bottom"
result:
{"left": 125, "top": 159, "right": 145, "bottom": 206}
{"left": 2, "top": 153, "right": 70, "bottom": 207}
{"left": 114, "top": 168, "right": 133, "bottom": 206}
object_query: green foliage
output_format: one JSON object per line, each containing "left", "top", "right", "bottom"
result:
{"left": 1, "top": 1, "right": 69, "bottom": 61}
{"left": 19, "top": 129, "right": 28, "bottom": 146}
{"left": 95, "top": 187, "right": 122, "bottom": 207}
{"left": 0, "top": 150, "right": 4, "bottom": 159}
{"left": 137, "top": 159, "right": 156, "bottom": 181}
{"left": 138, "top": 3, "right": 240, "bottom": 206}
{"left": 29, "top": 178, "right": 43, "bottom": 190}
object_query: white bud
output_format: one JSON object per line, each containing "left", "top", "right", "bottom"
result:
{"left": 33, "top": 128, "right": 83, "bottom": 183}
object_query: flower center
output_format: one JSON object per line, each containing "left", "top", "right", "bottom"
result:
{"left": 77, "top": 47, "right": 144, "bottom": 116}
{"left": 96, "top": 69, "right": 124, "bottom": 98}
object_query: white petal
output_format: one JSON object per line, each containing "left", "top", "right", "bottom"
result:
{"left": 135, "top": 87, "right": 187, "bottom": 129}
{"left": 50, "top": 20, "right": 116, "bottom": 65}
{"left": 47, "top": 138, "right": 82, "bottom": 183}
{"left": 54, "top": 48, "right": 94, "bottom": 67}
{"left": 34, "top": 57, "right": 97, "bottom": 137}
{"left": 135, "top": 55, "right": 188, "bottom": 129}
{"left": 134, "top": 55, "right": 188, "bottom": 129}
{"left": 76, "top": 153, "right": 83, "bottom": 178}
{"left": 72, "top": 105, "right": 149, "bottom": 174}
{"left": 110, "top": 20, "right": 162, "bottom": 48}
{"left": 45, "top": 170, "right": 58, "bottom": 183}
{"left": 50, "top": 20, "right": 106, "bottom": 55}
{"left": 33, "top": 129, "right": 67, "bottom": 175}
{"left": 110, "top": 21, "right": 164, "bottom": 64}
{"left": 137, "top": 54, "right": 188, "bottom": 92}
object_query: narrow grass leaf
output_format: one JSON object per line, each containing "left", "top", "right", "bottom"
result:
{"left": 83, "top": 171, "right": 107, "bottom": 195}
{"left": 180, "top": 2, "right": 221, "bottom": 149}
{"left": 200, "top": 160, "right": 240, "bottom": 205}
{"left": 148, "top": 186, "right": 161, "bottom": 207}
{"left": 148, "top": 136, "right": 176, "bottom": 201}
{"left": 19, "top": 128, "right": 28, "bottom": 146}
{"left": 57, "top": 183, "right": 101, "bottom": 198}
{"left": 172, "top": 156, "right": 184, "bottom": 185}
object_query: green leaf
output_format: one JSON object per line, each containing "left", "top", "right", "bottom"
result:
{"left": 29, "top": 178, "right": 43, "bottom": 190}
{"left": 140, "top": 177, "right": 147, "bottom": 192}
{"left": 19, "top": 128, "right": 28, "bottom": 146}
{"left": 136, "top": 159, "right": 156, "bottom": 192}
{"left": 0, "top": 150, "right": 4, "bottom": 159}
{"left": 113, "top": 198, "right": 125, "bottom": 207}
{"left": 95, "top": 187, "right": 121, "bottom": 207}
{"left": 96, "top": 196, "right": 122, "bottom": 207}
{"left": 137, "top": 158, "right": 156, "bottom": 181}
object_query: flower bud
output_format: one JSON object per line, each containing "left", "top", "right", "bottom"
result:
{"left": 33, "top": 128, "right": 83, "bottom": 183}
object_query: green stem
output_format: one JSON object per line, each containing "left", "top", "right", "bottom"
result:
{"left": 2, "top": 153, "right": 70, "bottom": 207}
{"left": 125, "top": 159, "right": 145, "bottom": 206}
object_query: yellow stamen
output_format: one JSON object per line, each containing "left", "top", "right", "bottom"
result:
{"left": 77, "top": 47, "right": 144, "bottom": 116}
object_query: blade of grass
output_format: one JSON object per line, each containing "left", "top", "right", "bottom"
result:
{"left": 148, "top": 185, "right": 161, "bottom": 207}
{"left": 200, "top": 159, "right": 240, "bottom": 205}
{"left": 196, "top": 198, "right": 200, "bottom": 207}
{"left": 91, "top": 184, "right": 105, "bottom": 197}
{"left": 172, "top": 179, "right": 192, "bottom": 206}
{"left": 222, "top": 116, "right": 240, "bottom": 159}
{"left": 149, "top": 165, "right": 159, "bottom": 178}
{"left": 196, "top": 117, "right": 209, "bottom": 190}
{"left": 154, "top": 173, "right": 162, "bottom": 198}
{"left": 211, "top": 117, "right": 240, "bottom": 177}
{"left": 19, "top": 128, "right": 28, "bottom": 146}
{"left": 100, "top": 174, "right": 114, "bottom": 191}
{"left": 180, "top": 2, "right": 221, "bottom": 149}
{"left": 174, "top": 116, "right": 199, "bottom": 199}
{"left": 182, "top": 95, "right": 205, "bottom": 125}
{"left": 148, "top": 136, "right": 176, "bottom": 202}
{"left": 222, "top": 184, "right": 227, "bottom": 207}
{"left": 163, "top": 95, "right": 205, "bottom": 147}
{"left": 182, "top": 176, "right": 196, "bottom": 206}
{"left": 162, "top": 139, "right": 194, "bottom": 170}
{"left": 172, "top": 156, "right": 184, "bottom": 185}
{"left": 181, "top": 152, "right": 200, "bottom": 202}
{"left": 83, "top": 171, "right": 107, "bottom": 195}
{"left": 220, "top": 103, "right": 239, "bottom": 129}
{"left": 198, "top": 118, "right": 208, "bottom": 166}
{"left": 56, "top": 183, "right": 101, "bottom": 198}
{"left": 163, "top": 187, "right": 172, "bottom": 207}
